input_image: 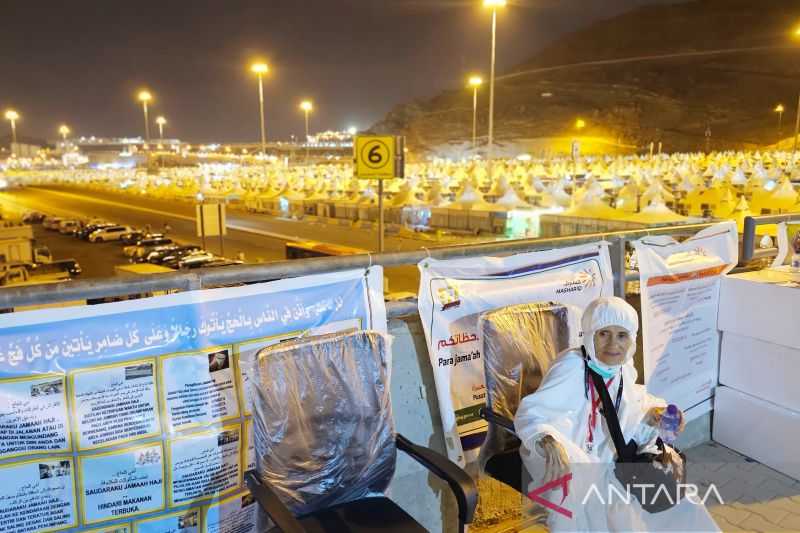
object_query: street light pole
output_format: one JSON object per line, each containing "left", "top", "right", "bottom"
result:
{"left": 138, "top": 91, "right": 152, "bottom": 144}
{"left": 156, "top": 116, "right": 166, "bottom": 140}
{"left": 793, "top": 93, "right": 800, "bottom": 166}
{"left": 487, "top": 4, "right": 500, "bottom": 169}
{"left": 300, "top": 100, "right": 313, "bottom": 164}
{"left": 468, "top": 76, "right": 482, "bottom": 152}
{"left": 5, "top": 110, "right": 19, "bottom": 145}
{"left": 250, "top": 62, "right": 270, "bottom": 180}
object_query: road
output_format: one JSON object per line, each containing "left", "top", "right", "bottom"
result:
{"left": 0, "top": 186, "right": 494, "bottom": 292}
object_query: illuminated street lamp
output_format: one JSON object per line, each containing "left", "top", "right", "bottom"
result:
{"left": 483, "top": 0, "right": 506, "bottom": 168}
{"left": 156, "top": 116, "right": 167, "bottom": 140}
{"left": 59, "top": 124, "right": 70, "bottom": 143}
{"left": 4, "top": 110, "right": 19, "bottom": 144}
{"left": 775, "top": 104, "right": 785, "bottom": 136}
{"left": 575, "top": 118, "right": 587, "bottom": 131}
{"left": 468, "top": 75, "right": 483, "bottom": 150}
{"left": 250, "top": 62, "right": 269, "bottom": 158}
{"left": 138, "top": 90, "right": 152, "bottom": 143}
{"left": 300, "top": 100, "right": 313, "bottom": 162}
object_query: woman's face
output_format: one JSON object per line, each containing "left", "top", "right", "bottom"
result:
{"left": 593, "top": 326, "right": 632, "bottom": 366}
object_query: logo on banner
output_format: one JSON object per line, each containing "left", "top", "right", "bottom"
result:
{"left": 555, "top": 269, "right": 597, "bottom": 295}
{"left": 437, "top": 284, "right": 462, "bottom": 311}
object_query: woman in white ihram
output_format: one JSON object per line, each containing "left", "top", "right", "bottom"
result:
{"left": 514, "top": 297, "right": 720, "bottom": 532}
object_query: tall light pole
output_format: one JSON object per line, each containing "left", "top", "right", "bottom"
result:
{"left": 468, "top": 76, "right": 483, "bottom": 151}
{"left": 138, "top": 90, "right": 152, "bottom": 143}
{"left": 156, "top": 116, "right": 167, "bottom": 140}
{"left": 791, "top": 26, "right": 800, "bottom": 165}
{"left": 483, "top": 0, "right": 506, "bottom": 172}
{"left": 59, "top": 124, "right": 70, "bottom": 141}
{"left": 300, "top": 100, "right": 313, "bottom": 163}
{"left": 250, "top": 62, "right": 269, "bottom": 159}
{"left": 4, "top": 110, "right": 19, "bottom": 145}
{"left": 775, "top": 104, "right": 785, "bottom": 137}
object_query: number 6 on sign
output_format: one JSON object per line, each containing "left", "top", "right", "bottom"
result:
{"left": 354, "top": 135, "right": 404, "bottom": 179}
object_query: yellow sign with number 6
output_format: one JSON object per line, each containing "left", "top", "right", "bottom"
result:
{"left": 354, "top": 135, "right": 399, "bottom": 179}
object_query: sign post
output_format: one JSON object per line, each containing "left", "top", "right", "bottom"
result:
{"left": 196, "top": 199, "right": 227, "bottom": 256}
{"left": 354, "top": 135, "right": 405, "bottom": 253}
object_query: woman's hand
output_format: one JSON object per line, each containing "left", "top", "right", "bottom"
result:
{"left": 644, "top": 406, "right": 686, "bottom": 433}
{"left": 536, "top": 435, "right": 571, "bottom": 485}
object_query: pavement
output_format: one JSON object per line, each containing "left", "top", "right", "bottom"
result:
{"left": 684, "top": 442, "right": 800, "bottom": 532}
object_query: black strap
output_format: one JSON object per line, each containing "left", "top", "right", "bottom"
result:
{"left": 589, "top": 368, "right": 627, "bottom": 454}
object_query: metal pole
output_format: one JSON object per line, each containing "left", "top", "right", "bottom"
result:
{"left": 304, "top": 110, "right": 310, "bottom": 164}
{"left": 199, "top": 201, "right": 207, "bottom": 250}
{"left": 793, "top": 92, "right": 800, "bottom": 166}
{"left": 218, "top": 203, "right": 224, "bottom": 257}
{"left": 159, "top": 123, "right": 164, "bottom": 140}
{"left": 472, "top": 86, "right": 478, "bottom": 151}
{"left": 378, "top": 179, "right": 385, "bottom": 253}
{"left": 10, "top": 120, "right": 16, "bottom": 145}
{"left": 487, "top": 7, "right": 498, "bottom": 174}
{"left": 142, "top": 102, "right": 150, "bottom": 143}
{"left": 257, "top": 74, "right": 269, "bottom": 181}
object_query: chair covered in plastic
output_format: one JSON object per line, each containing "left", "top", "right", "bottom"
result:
{"left": 477, "top": 302, "right": 572, "bottom": 492}
{"left": 246, "top": 330, "right": 477, "bottom": 533}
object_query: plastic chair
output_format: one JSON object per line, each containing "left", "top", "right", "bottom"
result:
{"left": 477, "top": 302, "right": 571, "bottom": 492}
{"left": 245, "top": 330, "right": 477, "bottom": 533}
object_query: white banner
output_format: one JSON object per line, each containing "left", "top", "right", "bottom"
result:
{"left": 417, "top": 243, "right": 614, "bottom": 465}
{"left": 633, "top": 222, "right": 737, "bottom": 421}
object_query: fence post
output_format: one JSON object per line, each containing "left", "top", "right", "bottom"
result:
{"left": 609, "top": 236, "right": 627, "bottom": 298}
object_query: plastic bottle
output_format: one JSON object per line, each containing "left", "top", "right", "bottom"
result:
{"left": 659, "top": 404, "right": 681, "bottom": 445}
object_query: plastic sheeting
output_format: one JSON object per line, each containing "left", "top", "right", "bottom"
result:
{"left": 478, "top": 303, "right": 572, "bottom": 466}
{"left": 251, "top": 330, "right": 396, "bottom": 517}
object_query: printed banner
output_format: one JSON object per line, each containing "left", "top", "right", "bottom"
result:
{"left": 417, "top": 243, "right": 614, "bottom": 465}
{"left": 0, "top": 268, "right": 385, "bottom": 532}
{"left": 633, "top": 222, "right": 737, "bottom": 421}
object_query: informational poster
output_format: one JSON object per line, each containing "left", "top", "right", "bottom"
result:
{"left": 168, "top": 426, "right": 241, "bottom": 506}
{"left": 0, "top": 268, "right": 386, "bottom": 532}
{"left": 633, "top": 222, "right": 737, "bottom": 421}
{"left": 79, "top": 443, "right": 165, "bottom": 524}
{"left": 0, "top": 374, "right": 71, "bottom": 459}
{"left": 203, "top": 491, "right": 258, "bottom": 533}
{"left": 0, "top": 457, "right": 77, "bottom": 532}
{"left": 418, "top": 243, "right": 614, "bottom": 465}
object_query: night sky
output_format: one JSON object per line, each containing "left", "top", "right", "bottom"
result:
{"left": 1, "top": 0, "right": 677, "bottom": 143}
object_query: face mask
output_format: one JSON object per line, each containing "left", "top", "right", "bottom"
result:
{"left": 587, "top": 358, "right": 619, "bottom": 380}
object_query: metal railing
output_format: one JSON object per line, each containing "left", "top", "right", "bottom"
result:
{"left": 741, "top": 214, "right": 800, "bottom": 265}
{"left": 0, "top": 217, "right": 787, "bottom": 313}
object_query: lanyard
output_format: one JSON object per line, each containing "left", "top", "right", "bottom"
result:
{"left": 585, "top": 371, "right": 623, "bottom": 451}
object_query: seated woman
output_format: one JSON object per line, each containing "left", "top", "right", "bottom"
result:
{"left": 514, "top": 296, "right": 719, "bottom": 532}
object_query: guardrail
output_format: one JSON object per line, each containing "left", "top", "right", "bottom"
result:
{"left": 740, "top": 214, "right": 800, "bottom": 265}
{"left": 0, "top": 217, "right": 786, "bottom": 312}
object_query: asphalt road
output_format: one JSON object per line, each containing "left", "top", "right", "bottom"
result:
{"left": 0, "top": 186, "right": 492, "bottom": 292}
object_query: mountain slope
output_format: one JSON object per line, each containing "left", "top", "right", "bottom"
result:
{"left": 373, "top": 0, "right": 800, "bottom": 155}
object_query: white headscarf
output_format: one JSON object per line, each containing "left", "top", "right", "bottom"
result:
{"left": 581, "top": 296, "right": 638, "bottom": 376}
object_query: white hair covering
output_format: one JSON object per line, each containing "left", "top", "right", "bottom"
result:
{"left": 581, "top": 296, "right": 639, "bottom": 372}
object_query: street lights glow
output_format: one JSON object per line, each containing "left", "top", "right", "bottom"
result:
{"left": 468, "top": 75, "right": 483, "bottom": 150}
{"left": 137, "top": 90, "right": 153, "bottom": 143}
{"left": 250, "top": 62, "right": 270, "bottom": 161}
{"left": 483, "top": 0, "right": 505, "bottom": 171}
{"left": 59, "top": 125, "right": 70, "bottom": 141}
{"left": 300, "top": 100, "right": 314, "bottom": 162}
{"left": 775, "top": 104, "right": 785, "bottom": 137}
{"left": 4, "top": 110, "right": 19, "bottom": 144}
{"left": 156, "top": 116, "right": 167, "bottom": 140}
{"left": 347, "top": 126, "right": 358, "bottom": 136}
{"left": 575, "top": 118, "right": 587, "bottom": 130}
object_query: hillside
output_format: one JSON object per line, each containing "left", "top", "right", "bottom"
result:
{"left": 373, "top": 0, "right": 800, "bottom": 155}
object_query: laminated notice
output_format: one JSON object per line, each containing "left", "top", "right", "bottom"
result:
{"left": 168, "top": 426, "right": 241, "bottom": 506}
{"left": 203, "top": 491, "right": 257, "bottom": 533}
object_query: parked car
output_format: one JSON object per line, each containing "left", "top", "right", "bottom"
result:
{"left": 29, "top": 259, "right": 82, "bottom": 277}
{"left": 143, "top": 244, "right": 181, "bottom": 263}
{"left": 131, "top": 244, "right": 177, "bottom": 263}
{"left": 22, "top": 212, "right": 46, "bottom": 224}
{"left": 58, "top": 220, "right": 80, "bottom": 235}
{"left": 149, "top": 245, "right": 199, "bottom": 264}
{"left": 176, "top": 251, "right": 217, "bottom": 269}
{"left": 121, "top": 229, "right": 149, "bottom": 245}
{"left": 89, "top": 225, "right": 134, "bottom": 243}
{"left": 42, "top": 216, "right": 63, "bottom": 230}
{"left": 124, "top": 237, "right": 173, "bottom": 257}
{"left": 76, "top": 222, "right": 115, "bottom": 240}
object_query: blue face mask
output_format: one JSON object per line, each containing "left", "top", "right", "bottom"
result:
{"left": 587, "top": 358, "right": 618, "bottom": 380}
